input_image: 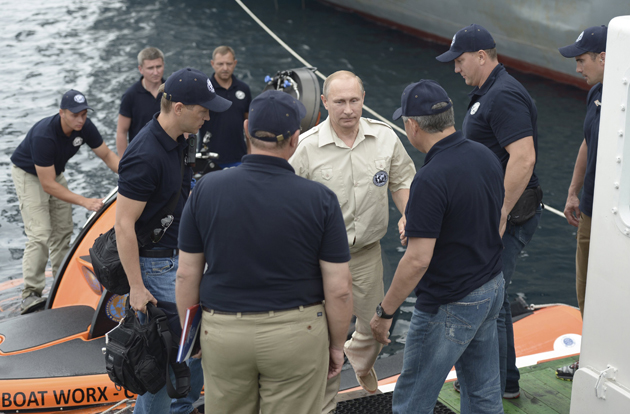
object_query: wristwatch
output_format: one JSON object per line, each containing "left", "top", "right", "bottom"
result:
{"left": 376, "top": 303, "right": 395, "bottom": 319}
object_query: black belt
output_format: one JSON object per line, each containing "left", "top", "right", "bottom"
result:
{"left": 203, "top": 301, "right": 323, "bottom": 316}
{"left": 139, "top": 248, "right": 179, "bottom": 258}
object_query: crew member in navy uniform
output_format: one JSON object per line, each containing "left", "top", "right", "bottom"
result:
{"left": 116, "top": 47, "right": 165, "bottom": 156}
{"left": 197, "top": 45, "right": 252, "bottom": 167}
{"left": 176, "top": 90, "right": 353, "bottom": 414}
{"left": 11, "top": 90, "right": 119, "bottom": 313}
{"left": 371, "top": 80, "right": 505, "bottom": 414}
{"left": 116, "top": 68, "right": 231, "bottom": 414}
{"left": 556, "top": 25, "right": 607, "bottom": 381}
{"left": 436, "top": 23, "right": 542, "bottom": 399}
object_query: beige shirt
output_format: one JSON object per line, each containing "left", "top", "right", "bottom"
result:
{"left": 289, "top": 117, "right": 416, "bottom": 252}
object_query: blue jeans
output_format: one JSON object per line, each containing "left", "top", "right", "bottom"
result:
{"left": 133, "top": 254, "right": 204, "bottom": 414}
{"left": 498, "top": 205, "right": 542, "bottom": 393}
{"left": 392, "top": 273, "right": 505, "bottom": 414}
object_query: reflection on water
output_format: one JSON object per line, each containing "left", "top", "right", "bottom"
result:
{"left": 0, "top": 0, "right": 585, "bottom": 356}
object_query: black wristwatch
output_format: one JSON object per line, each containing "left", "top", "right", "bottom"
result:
{"left": 376, "top": 303, "right": 395, "bottom": 319}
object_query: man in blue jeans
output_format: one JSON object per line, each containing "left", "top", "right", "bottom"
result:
{"left": 116, "top": 67, "right": 232, "bottom": 414}
{"left": 371, "top": 80, "right": 505, "bottom": 414}
{"left": 436, "top": 24, "right": 542, "bottom": 398}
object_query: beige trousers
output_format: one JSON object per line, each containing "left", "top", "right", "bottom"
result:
{"left": 11, "top": 165, "right": 73, "bottom": 298}
{"left": 576, "top": 213, "right": 591, "bottom": 318}
{"left": 200, "top": 304, "right": 329, "bottom": 414}
{"left": 322, "top": 241, "right": 384, "bottom": 413}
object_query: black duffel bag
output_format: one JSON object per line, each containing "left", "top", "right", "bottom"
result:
{"left": 104, "top": 301, "right": 191, "bottom": 398}
{"left": 90, "top": 228, "right": 129, "bottom": 295}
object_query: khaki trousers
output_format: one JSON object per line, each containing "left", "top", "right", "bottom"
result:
{"left": 11, "top": 165, "right": 73, "bottom": 298}
{"left": 200, "top": 304, "right": 329, "bottom": 414}
{"left": 322, "top": 241, "right": 384, "bottom": 413}
{"left": 576, "top": 213, "right": 591, "bottom": 318}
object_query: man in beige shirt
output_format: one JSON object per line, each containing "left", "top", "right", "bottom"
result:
{"left": 290, "top": 70, "right": 416, "bottom": 412}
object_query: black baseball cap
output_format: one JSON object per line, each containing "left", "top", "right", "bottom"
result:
{"left": 436, "top": 24, "right": 496, "bottom": 62}
{"left": 248, "top": 90, "right": 306, "bottom": 142}
{"left": 60, "top": 90, "right": 92, "bottom": 113}
{"left": 559, "top": 25, "right": 607, "bottom": 58}
{"left": 163, "top": 68, "right": 232, "bottom": 112}
{"left": 393, "top": 80, "right": 452, "bottom": 120}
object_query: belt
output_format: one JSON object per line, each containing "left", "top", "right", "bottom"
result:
{"left": 203, "top": 301, "right": 323, "bottom": 316}
{"left": 139, "top": 248, "right": 179, "bottom": 258}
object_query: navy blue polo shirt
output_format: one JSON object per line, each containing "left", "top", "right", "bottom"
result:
{"left": 198, "top": 74, "right": 251, "bottom": 164}
{"left": 11, "top": 114, "right": 103, "bottom": 176}
{"left": 179, "top": 154, "right": 350, "bottom": 312}
{"left": 119, "top": 76, "right": 164, "bottom": 142}
{"left": 580, "top": 83, "right": 602, "bottom": 217}
{"left": 117, "top": 114, "right": 192, "bottom": 249}
{"left": 462, "top": 64, "right": 540, "bottom": 189}
{"left": 405, "top": 131, "right": 504, "bottom": 314}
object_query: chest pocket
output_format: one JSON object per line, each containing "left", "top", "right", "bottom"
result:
{"left": 321, "top": 167, "right": 333, "bottom": 181}
{"left": 374, "top": 158, "right": 387, "bottom": 171}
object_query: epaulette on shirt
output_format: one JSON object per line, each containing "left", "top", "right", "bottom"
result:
{"left": 364, "top": 117, "right": 394, "bottom": 132}
{"left": 298, "top": 124, "right": 321, "bottom": 143}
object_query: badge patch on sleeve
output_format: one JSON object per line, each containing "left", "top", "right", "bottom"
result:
{"left": 373, "top": 170, "right": 388, "bottom": 187}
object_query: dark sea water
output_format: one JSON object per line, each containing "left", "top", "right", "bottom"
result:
{"left": 0, "top": 0, "right": 586, "bottom": 356}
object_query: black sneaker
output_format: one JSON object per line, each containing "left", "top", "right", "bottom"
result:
{"left": 556, "top": 361, "right": 579, "bottom": 381}
{"left": 453, "top": 380, "right": 520, "bottom": 399}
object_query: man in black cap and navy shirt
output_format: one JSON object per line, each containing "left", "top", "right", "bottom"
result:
{"left": 556, "top": 24, "right": 607, "bottom": 381}
{"left": 176, "top": 90, "right": 353, "bottom": 414}
{"left": 371, "top": 80, "right": 505, "bottom": 414}
{"left": 436, "top": 23, "right": 542, "bottom": 399}
{"left": 11, "top": 90, "right": 119, "bottom": 313}
{"left": 116, "top": 67, "right": 232, "bottom": 414}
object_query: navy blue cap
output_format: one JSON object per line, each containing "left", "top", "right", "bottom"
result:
{"left": 393, "top": 80, "right": 452, "bottom": 120}
{"left": 163, "top": 68, "right": 232, "bottom": 112}
{"left": 60, "top": 90, "right": 92, "bottom": 113}
{"left": 248, "top": 90, "right": 306, "bottom": 142}
{"left": 436, "top": 24, "right": 496, "bottom": 62}
{"left": 559, "top": 25, "right": 607, "bottom": 58}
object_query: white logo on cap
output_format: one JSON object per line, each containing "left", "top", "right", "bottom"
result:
{"left": 451, "top": 34, "right": 457, "bottom": 47}
{"left": 72, "top": 137, "right": 84, "bottom": 147}
{"left": 235, "top": 90, "right": 246, "bottom": 100}
{"left": 470, "top": 102, "right": 481, "bottom": 115}
{"left": 576, "top": 31, "right": 584, "bottom": 42}
{"left": 207, "top": 79, "right": 215, "bottom": 93}
{"left": 74, "top": 94, "right": 85, "bottom": 103}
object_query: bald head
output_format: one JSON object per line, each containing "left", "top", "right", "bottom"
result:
{"left": 322, "top": 70, "right": 364, "bottom": 98}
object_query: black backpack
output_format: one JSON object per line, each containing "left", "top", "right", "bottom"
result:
{"left": 103, "top": 301, "right": 191, "bottom": 398}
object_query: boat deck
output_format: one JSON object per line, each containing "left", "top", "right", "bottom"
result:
{"left": 335, "top": 356, "right": 578, "bottom": 414}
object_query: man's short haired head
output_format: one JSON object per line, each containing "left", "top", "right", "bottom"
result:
{"left": 558, "top": 25, "right": 607, "bottom": 58}
{"left": 212, "top": 45, "right": 236, "bottom": 60}
{"left": 247, "top": 90, "right": 306, "bottom": 144}
{"left": 137, "top": 47, "right": 165, "bottom": 66}
{"left": 161, "top": 68, "right": 232, "bottom": 113}
{"left": 60, "top": 90, "right": 92, "bottom": 113}
{"left": 393, "top": 80, "right": 455, "bottom": 134}
{"left": 436, "top": 24, "right": 496, "bottom": 63}
{"left": 322, "top": 70, "right": 364, "bottom": 98}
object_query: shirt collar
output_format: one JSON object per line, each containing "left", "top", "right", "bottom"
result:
{"left": 148, "top": 112, "right": 185, "bottom": 152}
{"left": 211, "top": 74, "right": 237, "bottom": 91}
{"left": 423, "top": 130, "right": 465, "bottom": 166}
{"left": 241, "top": 154, "right": 295, "bottom": 173}
{"left": 468, "top": 64, "right": 505, "bottom": 98}
{"left": 317, "top": 117, "right": 375, "bottom": 148}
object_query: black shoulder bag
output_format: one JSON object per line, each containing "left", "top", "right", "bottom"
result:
{"left": 90, "top": 150, "right": 185, "bottom": 295}
{"left": 104, "top": 301, "right": 191, "bottom": 398}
